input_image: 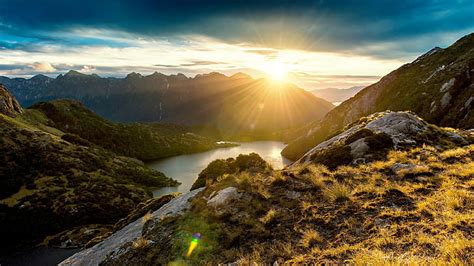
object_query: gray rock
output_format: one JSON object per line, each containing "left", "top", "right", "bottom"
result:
{"left": 446, "top": 132, "right": 467, "bottom": 144}
{"left": 349, "top": 138, "right": 370, "bottom": 158}
{"left": 207, "top": 187, "right": 240, "bottom": 207}
{"left": 465, "top": 96, "right": 473, "bottom": 108}
{"left": 59, "top": 188, "right": 204, "bottom": 266}
{"left": 440, "top": 78, "right": 455, "bottom": 93}
{"left": 390, "top": 163, "right": 415, "bottom": 173}
{"left": 285, "top": 190, "right": 302, "bottom": 199}
{"left": 441, "top": 92, "right": 452, "bottom": 108}
{"left": 295, "top": 111, "right": 429, "bottom": 165}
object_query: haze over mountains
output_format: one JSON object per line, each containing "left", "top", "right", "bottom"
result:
{"left": 311, "top": 86, "right": 366, "bottom": 104}
{"left": 1, "top": 72, "right": 333, "bottom": 139}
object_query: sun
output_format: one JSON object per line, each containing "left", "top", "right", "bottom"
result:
{"left": 263, "top": 60, "right": 288, "bottom": 81}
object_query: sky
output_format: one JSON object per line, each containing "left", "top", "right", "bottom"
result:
{"left": 0, "top": 0, "right": 473, "bottom": 90}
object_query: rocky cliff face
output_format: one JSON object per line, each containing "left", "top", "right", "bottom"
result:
{"left": 0, "top": 84, "right": 22, "bottom": 117}
{"left": 282, "top": 33, "right": 474, "bottom": 161}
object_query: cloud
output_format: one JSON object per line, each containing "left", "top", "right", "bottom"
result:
{"left": 0, "top": 0, "right": 472, "bottom": 58}
{"left": 155, "top": 60, "right": 223, "bottom": 68}
{"left": 30, "top": 62, "right": 56, "bottom": 72}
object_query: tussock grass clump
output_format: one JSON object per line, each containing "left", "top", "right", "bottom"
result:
{"left": 323, "top": 182, "right": 351, "bottom": 202}
{"left": 142, "top": 211, "right": 152, "bottom": 224}
{"left": 440, "top": 146, "right": 471, "bottom": 160}
{"left": 299, "top": 229, "right": 323, "bottom": 248}
{"left": 438, "top": 232, "right": 473, "bottom": 263}
{"left": 259, "top": 209, "right": 277, "bottom": 225}
{"left": 132, "top": 237, "right": 150, "bottom": 249}
{"left": 350, "top": 249, "right": 432, "bottom": 265}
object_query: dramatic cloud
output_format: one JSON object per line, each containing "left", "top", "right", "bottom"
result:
{"left": 30, "top": 62, "right": 56, "bottom": 72}
{"left": 0, "top": 0, "right": 472, "bottom": 89}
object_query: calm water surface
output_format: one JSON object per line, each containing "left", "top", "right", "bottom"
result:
{"left": 148, "top": 141, "right": 291, "bottom": 197}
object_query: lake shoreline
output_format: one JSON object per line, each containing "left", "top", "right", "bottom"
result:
{"left": 147, "top": 141, "right": 292, "bottom": 197}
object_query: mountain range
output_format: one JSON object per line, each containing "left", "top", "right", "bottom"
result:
{"left": 1, "top": 72, "right": 334, "bottom": 140}
{"left": 282, "top": 33, "right": 474, "bottom": 160}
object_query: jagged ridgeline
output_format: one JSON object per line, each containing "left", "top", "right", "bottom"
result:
{"left": 282, "top": 33, "right": 474, "bottom": 160}
{"left": 1, "top": 72, "right": 334, "bottom": 139}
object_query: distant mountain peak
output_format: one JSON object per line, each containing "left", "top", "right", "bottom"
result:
{"left": 194, "top": 72, "right": 227, "bottom": 80}
{"left": 126, "top": 72, "right": 143, "bottom": 79}
{"left": 64, "top": 70, "right": 86, "bottom": 77}
{"left": 148, "top": 72, "right": 167, "bottom": 79}
{"left": 30, "top": 74, "right": 52, "bottom": 82}
{"left": 230, "top": 72, "right": 252, "bottom": 80}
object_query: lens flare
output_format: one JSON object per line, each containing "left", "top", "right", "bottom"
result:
{"left": 186, "top": 233, "right": 201, "bottom": 257}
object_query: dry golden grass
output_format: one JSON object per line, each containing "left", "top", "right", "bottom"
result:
{"left": 440, "top": 146, "right": 471, "bottom": 160}
{"left": 438, "top": 232, "right": 473, "bottom": 263}
{"left": 145, "top": 142, "right": 474, "bottom": 264}
{"left": 132, "top": 236, "right": 149, "bottom": 249}
{"left": 259, "top": 209, "right": 277, "bottom": 224}
{"left": 142, "top": 211, "right": 152, "bottom": 224}
{"left": 323, "top": 182, "right": 351, "bottom": 202}
{"left": 299, "top": 229, "right": 323, "bottom": 248}
{"left": 350, "top": 249, "right": 433, "bottom": 265}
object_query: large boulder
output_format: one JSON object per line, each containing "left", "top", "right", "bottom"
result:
{"left": 295, "top": 111, "right": 466, "bottom": 168}
{"left": 0, "top": 84, "right": 22, "bottom": 117}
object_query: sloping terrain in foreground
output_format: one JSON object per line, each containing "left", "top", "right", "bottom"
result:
{"left": 61, "top": 112, "right": 473, "bottom": 265}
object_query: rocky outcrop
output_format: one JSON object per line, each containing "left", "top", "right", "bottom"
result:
{"left": 0, "top": 84, "right": 22, "bottom": 117}
{"left": 207, "top": 187, "right": 240, "bottom": 207}
{"left": 295, "top": 111, "right": 466, "bottom": 168}
{"left": 59, "top": 188, "right": 204, "bottom": 266}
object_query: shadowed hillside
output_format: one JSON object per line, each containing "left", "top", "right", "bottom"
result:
{"left": 28, "top": 99, "right": 229, "bottom": 161}
{"left": 0, "top": 85, "right": 180, "bottom": 252}
{"left": 2, "top": 72, "right": 334, "bottom": 139}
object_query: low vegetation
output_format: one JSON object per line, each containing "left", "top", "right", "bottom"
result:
{"left": 28, "top": 100, "right": 230, "bottom": 161}
{"left": 0, "top": 111, "right": 178, "bottom": 251}
{"left": 103, "top": 142, "right": 474, "bottom": 264}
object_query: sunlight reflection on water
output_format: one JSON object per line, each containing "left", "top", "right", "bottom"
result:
{"left": 148, "top": 141, "right": 291, "bottom": 197}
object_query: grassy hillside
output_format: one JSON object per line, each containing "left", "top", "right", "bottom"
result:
{"left": 101, "top": 141, "right": 474, "bottom": 264}
{"left": 282, "top": 33, "right": 474, "bottom": 160}
{"left": 0, "top": 87, "right": 180, "bottom": 251}
{"left": 29, "top": 99, "right": 227, "bottom": 161}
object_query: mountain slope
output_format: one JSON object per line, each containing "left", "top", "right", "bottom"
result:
{"left": 1, "top": 72, "right": 334, "bottom": 139}
{"left": 282, "top": 33, "right": 474, "bottom": 160}
{"left": 28, "top": 99, "right": 227, "bottom": 161}
{"left": 0, "top": 85, "right": 178, "bottom": 252}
